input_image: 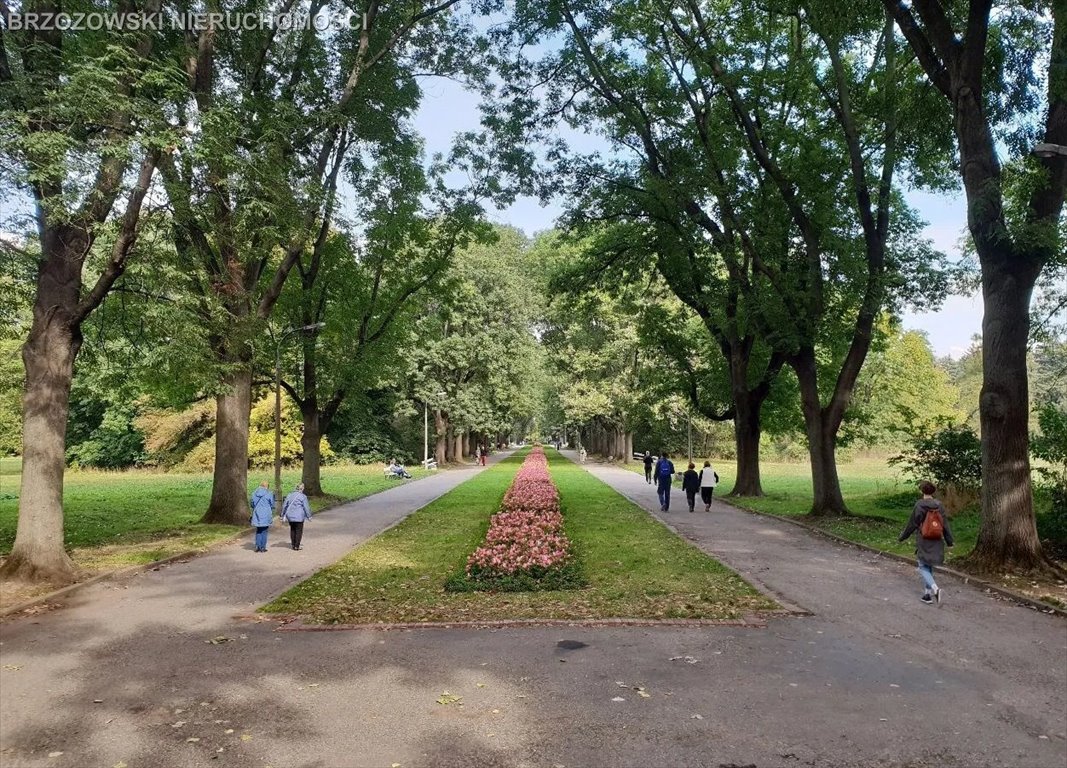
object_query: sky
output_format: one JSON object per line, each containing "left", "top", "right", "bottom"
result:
{"left": 411, "top": 74, "right": 986, "bottom": 360}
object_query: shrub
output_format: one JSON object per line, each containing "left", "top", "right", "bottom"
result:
{"left": 890, "top": 424, "right": 982, "bottom": 494}
{"left": 1032, "top": 402, "right": 1067, "bottom": 546}
{"left": 66, "top": 402, "right": 147, "bottom": 469}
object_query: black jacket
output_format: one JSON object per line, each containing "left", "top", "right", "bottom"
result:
{"left": 681, "top": 469, "right": 700, "bottom": 494}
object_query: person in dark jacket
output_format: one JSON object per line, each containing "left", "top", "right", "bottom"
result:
{"left": 898, "top": 481, "right": 954, "bottom": 605}
{"left": 681, "top": 462, "right": 701, "bottom": 513}
{"left": 281, "top": 482, "right": 312, "bottom": 550}
{"left": 655, "top": 453, "right": 675, "bottom": 512}
{"left": 643, "top": 451, "right": 654, "bottom": 484}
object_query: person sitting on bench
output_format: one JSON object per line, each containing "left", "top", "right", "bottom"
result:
{"left": 385, "top": 458, "right": 412, "bottom": 479}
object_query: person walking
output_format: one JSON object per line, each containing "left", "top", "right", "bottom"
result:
{"left": 479, "top": 445, "right": 487, "bottom": 466}
{"left": 281, "top": 482, "right": 312, "bottom": 550}
{"left": 655, "top": 452, "right": 676, "bottom": 512}
{"left": 699, "top": 460, "right": 718, "bottom": 512}
{"left": 897, "top": 481, "right": 954, "bottom": 605}
{"left": 249, "top": 481, "right": 275, "bottom": 553}
{"left": 682, "top": 462, "right": 701, "bottom": 513}
{"left": 643, "top": 451, "right": 654, "bottom": 484}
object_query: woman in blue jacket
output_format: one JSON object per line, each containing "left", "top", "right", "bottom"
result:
{"left": 281, "top": 482, "right": 312, "bottom": 550}
{"left": 249, "top": 481, "right": 275, "bottom": 552}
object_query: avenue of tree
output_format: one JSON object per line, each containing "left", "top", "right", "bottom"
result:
{"left": 0, "top": 0, "right": 1063, "bottom": 583}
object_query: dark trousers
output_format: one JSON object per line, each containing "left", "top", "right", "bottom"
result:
{"left": 686, "top": 490, "right": 697, "bottom": 512}
{"left": 657, "top": 478, "right": 672, "bottom": 510}
{"left": 289, "top": 521, "right": 304, "bottom": 549}
{"left": 644, "top": 466, "right": 652, "bottom": 483}
{"left": 701, "top": 487, "right": 714, "bottom": 508}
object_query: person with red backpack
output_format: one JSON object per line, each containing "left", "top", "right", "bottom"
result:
{"left": 898, "top": 481, "right": 954, "bottom": 605}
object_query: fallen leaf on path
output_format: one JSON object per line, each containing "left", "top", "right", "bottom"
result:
{"left": 186, "top": 738, "right": 200, "bottom": 743}
{"left": 391, "top": 763, "right": 401, "bottom": 767}
{"left": 224, "top": 729, "right": 234, "bottom": 734}
{"left": 307, "top": 683, "right": 319, "bottom": 688}
{"left": 476, "top": 683, "right": 486, "bottom": 688}
{"left": 436, "top": 692, "right": 462, "bottom": 706}
{"left": 668, "top": 656, "right": 700, "bottom": 664}
{"left": 205, "top": 636, "right": 232, "bottom": 645}
{"left": 171, "top": 721, "right": 187, "bottom": 728}
{"left": 93, "top": 699, "right": 103, "bottom": 704}
{"left": 889, "top": 684, "right": 900, "bottom": 688}
{"left": 690, "top": 714, "right": 703, "bottom": 720}
{"left": 48, "top": 752, "right": 63, "bottom": 758}
{"left": 240, "top": 734, "right": 252, "bottom": 742}
{"left": 2, "top": 665, "right": 22, "bottom": 671}
{"left": 174, "top": 708, "right": 185, "bottom": 714}
{"left": 491, "top": 709, "right": 500, "bottom": 714}
{"left": 611, "top": 697, "right": 626, "bottom": 702}
{"left": 637, "top": 691, "right": 651, "bottom": 698}
{"left": 615, "top": 681, "right": 627, "bottom": 688}
{"left": 113, "top": 762, "right": 128, "bottom": 768}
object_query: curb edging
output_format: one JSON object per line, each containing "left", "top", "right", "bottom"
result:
{"left": 716, "top": 497, "right": 1067, "bottom": 619}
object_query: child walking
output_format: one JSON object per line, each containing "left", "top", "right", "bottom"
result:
{"left": 897, "top": 481, "right": 954, "bottom": 605}
{"left": 682, "top": 462, "right": 701, "bottom": 513}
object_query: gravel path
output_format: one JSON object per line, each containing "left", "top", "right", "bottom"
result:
{"left": 0, "top": 450, "right": 1064, "bottom": 768}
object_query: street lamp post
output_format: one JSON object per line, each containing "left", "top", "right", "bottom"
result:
{"left": 274, "top": 323, "right": 325, "bottom": 506}
{"left": 424, "top": 390, "right": 446, "bottom": 469}
{"left": 687, "top": 411, "right": 693, "bottom": 464}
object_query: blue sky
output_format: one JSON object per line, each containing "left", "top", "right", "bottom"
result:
{"left": 412, "top": 75, "right": 984, "bottom": 359}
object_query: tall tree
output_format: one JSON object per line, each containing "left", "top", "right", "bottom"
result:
{"left": 883, "top": 0, "right": 1067, "bottom": 569}
{"left": 500, "top": 0, "right": 949, "bottom": 512}
{"left": 0, "top": 4, "right": 176, "bottom": 582}
{"left": 157, "top": 1, "right": 479, "bottom": 524}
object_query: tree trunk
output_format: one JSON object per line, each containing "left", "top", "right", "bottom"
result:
{"left": 968, "top": 259, "right": 1044, "bottom": 570}
{"left": 202, "top": 367, "right": 253, "bottom": 524}
{"left": 434, "top": 411, "right": 447, "bottom": 466}
{"left": 730, "top": 394, "right": 765, "bottom": 497}
{"left": 300, "top": 403, "right": 324, "bottom": 496}
{"left": 623, "top": 432, "right": 633, "bottom": 463}
{"left": 453, "top": 431, "right": 463, "bottom": 464}
{"left": 793, "top": 352, "right": 849, "bottom": 517}
{"left": 461, "top": 432, "right": 469, "bottom": 460}
{"left": 0, "top": 301, "right": 81, "bottom": 584}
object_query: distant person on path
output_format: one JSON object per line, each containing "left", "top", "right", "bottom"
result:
{"left": 249, "top": 481, "right": 275, "bottom": 553}
{"left": 281, "top": 482, "right": 312, "bottom": 550}
{"left": 643, "top": 451, "right": 654, "bottom": 484}
{"left": 898, "top": 481, "right": 954, "bottom": 605}
{"left": 682, "top": 462, "right": 700, "bottom": 513}
{"left": 479, "top": 445, "right": 487, "bottom": 466}
{"left": 655, "top": 452, "right": 676, "bottom": 512}
{"left": 579, "top": 446, "right": 587, "bottom": 463}
{"left": 698, "top": 460, "right": 718, "bottom": 512}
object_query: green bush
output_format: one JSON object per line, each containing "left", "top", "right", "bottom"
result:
{"left": 1032, "top": 402, "right": 1067, "bottom": 545}
{"left": 66, "top": 402, "right": 147, "bottom": 468}
{"left": 444, "top": 557, "right": 586, "bottom": 593}
{"left": 890, "top": 424, "right": 982, "bottom": 492}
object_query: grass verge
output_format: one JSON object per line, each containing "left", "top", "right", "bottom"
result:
{"left": 262, "top": 450, "right": 777, "bottom": 623}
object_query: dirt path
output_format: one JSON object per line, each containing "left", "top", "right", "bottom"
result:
{"left": 0, "top": 450, "right": 1064, "bottom": 768}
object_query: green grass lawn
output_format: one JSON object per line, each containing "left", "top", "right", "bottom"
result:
{"left": 625, "top": 457, "right": 980, "bottom": 562}
{"left": 263, "top": 450, "right": 777, "bottom": 624}
{"left": 0, "top": 462, "right": 427, "bottom": 568}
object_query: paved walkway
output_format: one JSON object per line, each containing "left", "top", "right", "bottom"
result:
{"left": 0, "top": 450, "right": 1064, "bottom": 768}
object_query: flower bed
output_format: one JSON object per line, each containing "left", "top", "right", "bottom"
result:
{"left": 446, "top": 447, "right": 583, "bottom": 592}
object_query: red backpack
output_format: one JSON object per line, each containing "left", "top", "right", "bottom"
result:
{"left": 920, "top": 506, "right": 945, "bottom": 540}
